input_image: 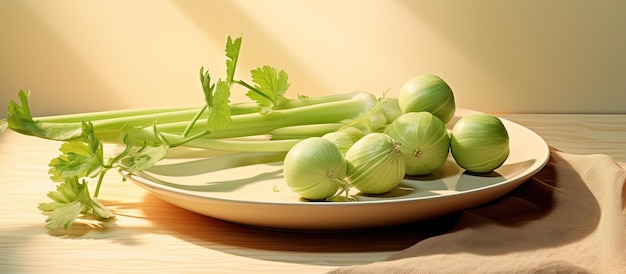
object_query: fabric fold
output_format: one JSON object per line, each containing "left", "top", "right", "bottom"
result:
{"left": 329, "top": 149, "right": 626, "bottom": 273}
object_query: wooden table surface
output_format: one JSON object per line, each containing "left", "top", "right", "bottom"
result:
{"left": 1, "top": 114, "right": 625, "bottom": 274}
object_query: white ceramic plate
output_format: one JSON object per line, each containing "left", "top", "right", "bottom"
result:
{"left": 124, "top": 108, "right": 549, "bottom": 230}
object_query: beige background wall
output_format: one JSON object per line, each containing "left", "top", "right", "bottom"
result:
{"left": 1, "top": 0, "right": 625, "bottom": 118}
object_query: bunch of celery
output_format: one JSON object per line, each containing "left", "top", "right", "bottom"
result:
{"left": 0, "top": 36, "right": 388, "bottom": 230}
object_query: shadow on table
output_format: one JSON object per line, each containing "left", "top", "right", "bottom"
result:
{"left": 135, "top": 150, "right": 602, "bottom": 266}
{"left": 137, "top": 192, "right": 461, "bottom": 253}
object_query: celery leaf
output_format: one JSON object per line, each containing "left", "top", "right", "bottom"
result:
{"left": 200, "top": 66, "right": 215, "bottom": 105}
{"left": 7, "top": 90, "right": 82, "bottom": 140}
{"left": 208, "top": 80, "right": 232, "bottom": 130}
{"left": 225, "top": 36, "right": 242, "bottom": 84}
{"left": 200, "top": 67, "right": 232, "bottom": 130}
{"left": 247, "top": 65, "right": 290, "bottom": 113}
{"left": 48, "top": 122, "right": 104, "bottom": 182}
{"left": 48, "top": 141, "right": 102, "bottom": 182}
{"left": 120, "top": 143, "right": 168, "bottom": 173}
{"left": 38, "top": 177, "right": 114, "bottom": 230}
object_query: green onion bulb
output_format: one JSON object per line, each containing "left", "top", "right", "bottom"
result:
{"left": 384, "top": 112, "right": 450, "bottom": 176}
{"left": 338, "top": 126, "right": 366, "bottom": 141}
{"left": 450, "top": 113, "right": 510, "bottom": 173}
{"left": 283, "top": 137, "right": 349, "bottom": 200}
{"left": 322, "top": 126, "right": 365, "bottom": 155}
{"left": 322, "top": 131, "right": 356, "bottom": 155}
{"left": 398, "top": 74, "right": 456, "bottom": 124}
{"left": 345, "top": 133, "right": 405, "bottom": 194}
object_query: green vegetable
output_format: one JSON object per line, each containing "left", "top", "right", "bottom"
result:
{"left": 398, "top": 74, "right": 456, "bottom": 124}
{"left": 38, "top": 177, "right": 114, "bottom": 230}
{"left": 322, "top": 131, "right": 357, "bottom": 155}
{"left": 450, "top": 113, "right": 510, "bottom": 173}
{"left": 8, "top": 90, "right": 378, "bottom": 147}
{"left": 39, "top": 121, "right": 164, "bottom": 230}
{"left": 282, "top": 137, "right": 351, "bottom": 201}
{"left": 270, "top": 123, "right": 344, "bottom": 140}
{"left": 384, "top": 112, "right": 450, "bottom": 176}
{"left": 345, "top": 133, "right": 405, "bottom": 194}
{"left": 4, "top": 36, "right": 385, "bottom": 230}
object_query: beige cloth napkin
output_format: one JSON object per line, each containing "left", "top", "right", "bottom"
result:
{"left": 330, "top": 148, "right": 626, "bottom": 274}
